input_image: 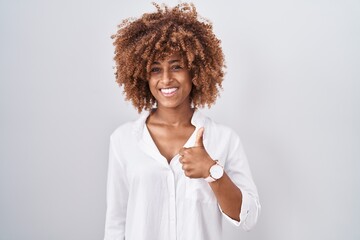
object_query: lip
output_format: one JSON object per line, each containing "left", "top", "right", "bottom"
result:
{"left": 159, "top": 87, "right": 178, "bottom": 97}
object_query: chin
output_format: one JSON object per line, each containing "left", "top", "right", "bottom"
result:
{"left": 155, "top": 95, "right": 191, "bottom": 109}
{"left": 157, "top": 100, "right": 189, "bottom": 109}
{"left": 158, "top": 103, "right": 180, "bottom": 109}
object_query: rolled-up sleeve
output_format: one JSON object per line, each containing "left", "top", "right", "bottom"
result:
{"left": 220, "top": 130, "right": 261, "bottom": 231}
{"left": 104, "top": 136, "right": 128, "bottom": 240}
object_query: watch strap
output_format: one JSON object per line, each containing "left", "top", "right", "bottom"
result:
{"left": 204, "top": 175, "right": 216, "bottom": 183}
{"left": 204, "top": 160, "right": 222, "bottom": 183}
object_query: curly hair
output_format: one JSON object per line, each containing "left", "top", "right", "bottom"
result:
{"left": 111, "top": 2, "right": 225, "bottom": 113}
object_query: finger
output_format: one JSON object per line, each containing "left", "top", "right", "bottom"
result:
{"left": 179, "top": 147, "right": 186, "bottom": 156}
{"left": 194, "top": 127, "right": 204, "bottom": 147}
{"left": 182, "top": 164, "right": 187, "bottom": 170}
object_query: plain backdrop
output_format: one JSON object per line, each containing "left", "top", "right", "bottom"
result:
{"left": 1, "top": 0, "right": 359, "bottom": 239}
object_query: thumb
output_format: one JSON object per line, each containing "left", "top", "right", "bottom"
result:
{"left": 195, "top": 127, "right": 204, "bottom": 147}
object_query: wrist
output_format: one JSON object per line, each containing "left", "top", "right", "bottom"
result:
{"left": 204, "top": 160, "right": 224, "bottom": 182}
{"left": 203, "top": 158, "right": 217, "bottom": 178}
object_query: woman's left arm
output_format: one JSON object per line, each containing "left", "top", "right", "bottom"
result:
{"left": 208, "top": 172, "right": 242, "bottom": 221}
{"left": 179, "top": 127, "right": 260, "bottom": 230}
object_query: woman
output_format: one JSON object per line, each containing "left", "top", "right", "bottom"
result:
{"left": 104, "top": 3, "right": 260, "bottom": 240}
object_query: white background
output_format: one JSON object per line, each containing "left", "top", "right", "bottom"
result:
{"left": 1, "top": 0, "right": 359, "bottom": 239}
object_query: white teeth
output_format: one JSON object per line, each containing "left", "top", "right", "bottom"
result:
{"left": 161, "top": 88, "right": 177, "bottom": 94}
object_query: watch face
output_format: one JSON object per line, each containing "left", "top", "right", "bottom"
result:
{"left": 210, "top": 164, "right": 224, "bottom": 179}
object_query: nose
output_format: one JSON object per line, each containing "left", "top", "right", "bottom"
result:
{"left": 161, "top": 69, "right": 172, "bottom": 84}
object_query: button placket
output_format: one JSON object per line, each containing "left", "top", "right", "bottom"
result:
{"left": 167, "top": 169, "right": 177, "bottom": 240}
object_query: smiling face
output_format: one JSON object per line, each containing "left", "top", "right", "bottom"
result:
{"left": 148, "top": 53, "right": 193, "bottom": 110}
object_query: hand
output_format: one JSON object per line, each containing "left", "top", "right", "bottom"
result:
{"left": 178, "top": 127, "right": 215, "bottom": 178}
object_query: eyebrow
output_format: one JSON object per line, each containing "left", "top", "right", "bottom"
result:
{"left": 151, "top": 59, "right": 181, "bottom": 65}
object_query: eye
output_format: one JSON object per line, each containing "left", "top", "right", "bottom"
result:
{"left": 171, "top": 65, "right": 183, "bottom": 71}
{"left": 150, "top": 67, "right": 161, "bottom": 73}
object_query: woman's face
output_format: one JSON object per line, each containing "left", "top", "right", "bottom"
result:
{"left": 148, "top": 53, "right": 193, "bottom": 110}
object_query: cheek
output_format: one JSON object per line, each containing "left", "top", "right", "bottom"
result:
{"left": 148, "top": 80, "right": 157, "bottom": 95}
{"left": 186, "top": 83, "right": 193, "bottom": 94}
{"left": 185, "top": 78, "right": 193, "bottom": 92}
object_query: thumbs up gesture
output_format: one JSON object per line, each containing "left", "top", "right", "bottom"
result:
{"left": 179, "top": 127, "right": 215, "bottom": 178}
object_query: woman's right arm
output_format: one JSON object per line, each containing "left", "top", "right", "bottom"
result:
{"left": 104, "top": 137, "right": 128, "bottom": 240}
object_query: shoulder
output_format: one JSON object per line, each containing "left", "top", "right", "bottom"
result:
{"left": 194, "top": 110, "right": 236, "bottom": 136}
{"left": 110, "top": 112, "right": 148, "bottom": 144}
{"left": 204, "top": 116, "right": 239, "bottom": 141}
{"left": 111, "top": 121, "right": 135, "bottom": 139}
{"left": 201, "top": 114, "right": 245, "bottom": 166}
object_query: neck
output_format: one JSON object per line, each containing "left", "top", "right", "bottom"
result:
{"left": 151, "top": 104, "right": 194, "bottom": 127}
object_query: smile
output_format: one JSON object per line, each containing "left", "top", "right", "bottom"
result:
{"left": 160, "top": 87, "right": 178, "bottom": 96}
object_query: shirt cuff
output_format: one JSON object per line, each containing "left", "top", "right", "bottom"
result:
{"left": 218, "top": 190, "right": 250, "bottom": 227}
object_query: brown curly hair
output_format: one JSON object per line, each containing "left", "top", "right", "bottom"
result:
{"left": 111, "top": 2, "right": 225, "bottom": 113}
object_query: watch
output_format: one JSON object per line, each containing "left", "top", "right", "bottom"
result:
{"left": 204, "top": 160, "right": 224, "bottom": 183}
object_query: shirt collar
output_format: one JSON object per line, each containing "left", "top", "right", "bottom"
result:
{"left": 132, "top": 108, "right": 207, "bottom": 141}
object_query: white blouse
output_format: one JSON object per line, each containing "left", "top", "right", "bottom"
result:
{"left": 104, "top": 110, "right": 260, "bottom": 240}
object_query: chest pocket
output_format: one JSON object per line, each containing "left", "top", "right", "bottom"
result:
{"left": 185, "top": 178, "right": 217, "bottom": 203}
